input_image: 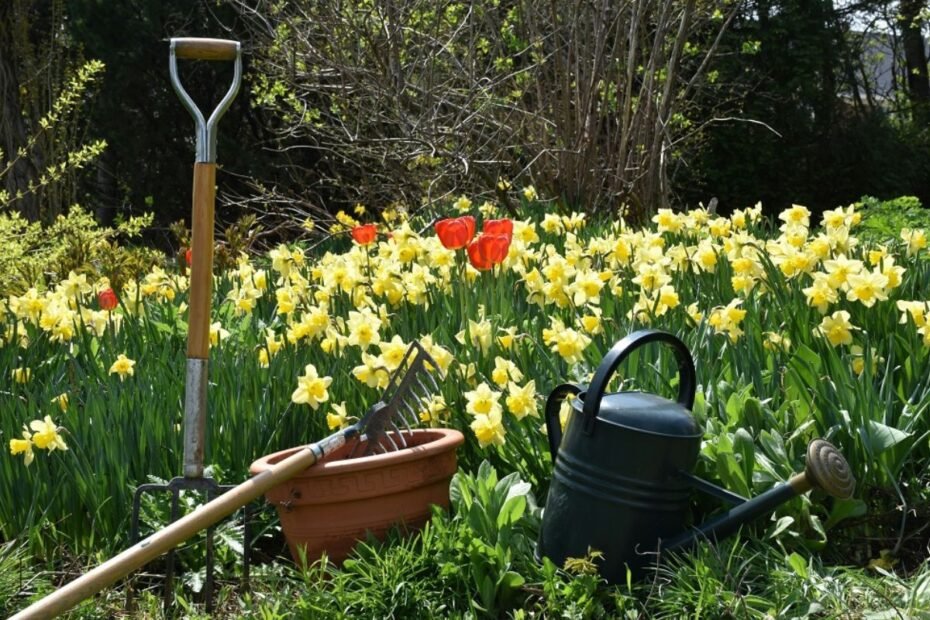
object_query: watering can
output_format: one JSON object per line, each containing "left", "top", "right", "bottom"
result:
{"left": 538, "top": 329, "right": 856, "bottom": 582}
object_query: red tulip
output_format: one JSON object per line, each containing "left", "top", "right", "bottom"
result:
{"left": 467, "top": 233, "right": 512, "bottom": 271}
{"left": 185, "top": 247, "right": 192, "bottom": 267}
{"left": 98, "top": 288, "right": 118, "bottom": 311}
{"left": 434, "top": 216, "right": 476, "bottom": 249}
{"left": 482, "top": 218, "right": 513, "bottom": 238}
{"left": 351, "top": 224, "right": 378, "bottom": 245}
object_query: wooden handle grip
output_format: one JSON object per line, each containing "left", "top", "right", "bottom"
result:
{"left": 173, "top": 38, "right": 238, "bottom": 61}
{"left": 187, "top": 163, "right": 215, "bottom": 359}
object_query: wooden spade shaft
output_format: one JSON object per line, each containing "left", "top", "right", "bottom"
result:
{"left": 186, "top": 162, "right": 215, "bottom": 361}
{"left": 10, "top": 434, "right": 347, "bottom": 620}
{"left": 182, "top": 162, "right": 215, "bottom": 479}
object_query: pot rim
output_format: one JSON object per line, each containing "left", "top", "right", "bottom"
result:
{"left": 248, "top": 428, "right": 464, "bottom": 477}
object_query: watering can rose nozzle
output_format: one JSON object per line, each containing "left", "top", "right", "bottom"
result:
{"left": 789, "top": 438, "right": 856, "bottom": 500}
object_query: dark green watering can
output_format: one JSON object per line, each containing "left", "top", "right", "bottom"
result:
{"left": 538, "top": 329, "right": 856, "bottom": 583}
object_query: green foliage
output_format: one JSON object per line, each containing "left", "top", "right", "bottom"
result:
{"left": 856, "top": 195, "right": 930, "bottom": 243}
{"left": 0, "top": 53, "right": 108, "bottom": 220}
{"left": 442, "top": 460, "right": 540, "bottom": 615}
{"left": 0, "top": 206, "right": 159, "bottom": 295}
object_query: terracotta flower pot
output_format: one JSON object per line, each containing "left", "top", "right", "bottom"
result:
{"left": 249, "top": 428, "right": 464, "bottom": 564}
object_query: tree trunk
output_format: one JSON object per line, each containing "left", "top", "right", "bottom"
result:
{"left": 0, "top": 0, "right": 40, "bottom": 220}
{"left": 899, "top": 0, "right": 930, "bottom": 125}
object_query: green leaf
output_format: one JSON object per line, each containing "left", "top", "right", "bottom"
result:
{"left": 733, "top": 427, "right": 756, "bottom": 487}
{"left": 825, "top": 498, "right": 867, "bottom": 529}
{"left": 497, "top": 495, "right": 526, "bottom": 529}
{"left": 498, "top": 570, "right": 525, "bottom": 592}
{"left": 768, "top": 516, "right": 795, "bottom": 539}
{"left": 865, "top": 420, "right": 912, "bottom": 455}
{"left": 715, "top": 450, "right": 751, "bottom": 499}
{"left": 759, "top": 430, "right": 787, "bottom": 465}
{"left": 786, "top": 552, "right": 808, "bottom": 578}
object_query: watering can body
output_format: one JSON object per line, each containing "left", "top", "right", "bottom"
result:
{"left": 538, "top": 330, "right": 701, "bottom": 581}
{"left": 538, "top": 329, "right": 856, "bottom": 583}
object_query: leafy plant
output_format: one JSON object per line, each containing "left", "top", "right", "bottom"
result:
{"left": 0, "top": 206, "right": 159, "bottom": 295}
{"left": 438, "top": 460, "right": 540, "bottom": 616}
{"left": 857, "top": 195, "right": 930, "bottom": 243}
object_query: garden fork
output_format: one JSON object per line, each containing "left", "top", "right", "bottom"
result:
{"left": 12, "top": 342, "right": 446, "bottom": 620}
{"left": 129, "top": 37, "right": 247, "bottom": 614}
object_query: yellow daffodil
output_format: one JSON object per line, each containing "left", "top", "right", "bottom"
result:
{"left": 653, "top": 208, "right": 683, "bottom": 233}
{"left": 352, "top": 352, "right": 390, "bottom": 390}
{"left": 763, "top": 331, "right": 791, "bottom": 353}
{"left": 419, "top": 394, "right": 449, "bottom": 427}
{"left": 209, "top": 321, "right": 230, "bottom": 347}
{"left": 12, "top": 367, "right": 31, "bottom": 384}
{"left": 456, "top": 318, "right": 493, "bottom": 352}
{"left": 897, "top": 300, "right": 928, "bottom": 328}
{"left": 453, "top": 195, "right": 472, "bottom": 213}
{"left": 816, "top": 311, "right": 857, "bottom": 347}
{"left": 779, "top": 204, "right": 811, "bottom": 228}
{"left": 346, "top": 309, "right": 382, "bottom": 349}
{"left": 505, "top": 380, "right": 537, "bottom": 420}
{"left": 52, "top": 393, "right": 69, "bottom": 413}
{"left": 846, "top": 270, "right": 889, "bottom": 307}
{"left": 901, "top": 228, "right": 927, "bottom": 256}
{"left": 491, "top": 357, "right": 523, "bottom": 387}
{"left": 291, "top": 363, "right": 333, "bottom": 410}
{"left": 464, "top": 382, "right": 503, "bottom": 418}
{"left": 379, "top": 335, "right": 409, "bottom": 371}
{"left": 9, "top": 428, "right": 34, "bottom": 466}
{"left": 109, "top": 354, "right": 135, "bottom": 380}
{"left": 522, "top": 185, "right": 537, "bottom": 201}
{"left": 823, "top": 255, "right": 863, "bottom": 291}
{"left": 542, "top": 319, "right": 591, "bottom": 364}
{"left": 708, "top": 299, "right": 747, "bottom": 342}
{"left": 29, "top": 416, "right": 68, "bottom": 452}
{"left": 470, "top": 409, "right": 506, "bottom": 448}
{"left": 686, "top": 302, "right": 704, "bottom": 323}
{"left": 802, "top": 273, "right": 839, "bottom": 314}
{"left": 326, "top": 401, "right": 351, "bottom": 431}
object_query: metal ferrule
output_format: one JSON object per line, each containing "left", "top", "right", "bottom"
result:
{"left": 183, "top": 358, "right": 209, "bottom": 478}
{"left": 169, "top": 41, "right": 242, "bottom": 163}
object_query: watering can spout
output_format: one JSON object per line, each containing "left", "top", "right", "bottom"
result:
{"left": 661, "top": 439, "right": 855, "bottom": 553}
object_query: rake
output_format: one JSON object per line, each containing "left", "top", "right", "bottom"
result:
{"left": 10, "top": 340, "right": 444, "bottom": 620}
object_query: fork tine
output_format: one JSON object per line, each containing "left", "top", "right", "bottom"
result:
{"left": 406, "top": 388, "right": 429, "bottom": 411}
{"left": 389, "top": 422, "right": 408, "bottom": 448}
{"left": 395, "top": 409, "right": 414, "bottom": 434}
{"left": 400, "top": 400, "right": 421, "bottom": 425}
{"left": 383, "top": 430, "right": 399, "bottom": 452}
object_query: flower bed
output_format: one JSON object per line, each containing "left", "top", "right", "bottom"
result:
{"left": 1, "top": 198, "right": 929, "bottom": 615}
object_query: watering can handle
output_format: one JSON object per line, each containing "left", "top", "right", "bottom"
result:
{"left": 544, "top": 383, "right": 584, "bottom": 461}
{"left": 581, "top": 329, "right": 696, "bottom": 435}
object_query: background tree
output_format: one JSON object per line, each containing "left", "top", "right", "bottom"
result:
{"left": 231, "top": 0, "right": 738, "bottom": 222}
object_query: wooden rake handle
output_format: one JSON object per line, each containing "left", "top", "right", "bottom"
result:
{"left": 9, "top": 435, "right": 345, "bottom": 619}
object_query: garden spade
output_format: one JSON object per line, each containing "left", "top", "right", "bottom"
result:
{"left": 128, "top": 37, "right": 245, "bottom": 613}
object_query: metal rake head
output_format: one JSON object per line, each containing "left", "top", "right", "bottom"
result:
{"left": 349, "top": 340, "right": 443, "bottom": 458}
